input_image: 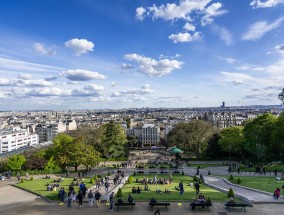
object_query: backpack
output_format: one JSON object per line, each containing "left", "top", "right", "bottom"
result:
{"left": 88, "top": 192, "right": 93, "bottom": 199}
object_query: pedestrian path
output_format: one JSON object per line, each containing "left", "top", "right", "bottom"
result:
{"left": 0, "top": 185, "right": 39, "bottom": 212}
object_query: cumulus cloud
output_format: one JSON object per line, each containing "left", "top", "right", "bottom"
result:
{"left": 124, "top": 53, "right": 183, "bottom": 76}
{"left": 18, "top": 79, "right": 53, "bottom": 87}
{"left": 0, "top": 78, "right": 13, "bottom": 86}
{"left": 201, "top": 2, "right": 227, "bottom": 26}
{"left": 44, "top": 76, "right": 58, "bottom": 81}
{"left": 90, "top": 96, "right": 110, "bottom": 102}
{"left": 33, "top": 43, "right": 55, "bottom": 56}
{"left": 275, "top": 44, "right": 284, "bottom": 51}
{"left": 212, "top": 25, "right": 233, "bottom": 46}
{"left": 183, "top": 22, "right": 196, "bottom": 31}
{"left": 83, "top": 84, "right": 104, "bottom": 91}
{"left": 219, "top": 71, "right": 254, "bottom": 85}
{"left": 111, "top": 84, "right": 154, "bottom": 97}
{"left": 12, "top": 87, "right": 69, "bottom": 97}
{"left": 61, "top": 69, "right": 107, "bottom": 81}
{"left": 169, "top": 32, "right": 201, "bottom": 43}
{"left": 65, "top": 38, "right": 94, "bottom": 56}
{"left": 242, "top": 17, "right": 284, "bottom": 41}
{"left": 17, "top": 74, "right": 32, "bottom": 80}
{"left": 218, "top": 56, "right": 237, "bottom": 64}
{"left": 136, "top": 7, "right": 146, "bottom": 20}
{"left": 120, "top": 63, "right": 134, "bottom": 70}
{"left": 250, "top": 0, "right": 284, "bottom": 8}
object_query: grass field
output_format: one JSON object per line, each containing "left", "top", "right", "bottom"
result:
{"left": 16, "top": 177, "right": 94, "bottom": 200}
{"left": 228, "top": 176, "right": 284, "bottom": 193}
{"left": 118, "top": 174, "right": 229, "bottom": 202}
{"left": 188, "top": 164, "right": 227, "bottom": 169}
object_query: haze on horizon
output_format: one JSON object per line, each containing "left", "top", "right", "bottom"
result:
{"left": 0, "top": 0, "right": 284, "bottom": 111}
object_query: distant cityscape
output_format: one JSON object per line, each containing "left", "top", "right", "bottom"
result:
{"left": 0, "top": 104, "right": 283, "bottom": 155}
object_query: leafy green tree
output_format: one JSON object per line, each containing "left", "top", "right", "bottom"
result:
{"left": 243, "top": 113, "right": 277, "bottom": 160}
{"left": 218, "top": 126, "right": 245, "bottom": 158}
{"left": 270, "top": 112, "right": 284, "bottom": 160}
{"left": 25, "top": 156, "right": 47, "bottom": 170}
{"left": 102, "top": 121, "right": 127, "bottom": 158}
{"left": 204, "top": 133, "right": 226, "bottom": 159}
{"left": 127, "top": 135, "right": 137, "bottom": 148}
{"left": 6, "top": 154, "right": 26, "bottom": 171}
{"left": 44, "top": 156, "right": 60, "bottom": 173}
{"left": 278, "top": 88, "right": 284, "bottom": 104}
{"left": 167, "top": 121, "right": 215, "bottom": 158}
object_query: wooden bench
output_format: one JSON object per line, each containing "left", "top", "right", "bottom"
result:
{"left": 149, "top": 202, "right": 170, "bottom": 209}
{"left": 160, "top": 171, "right": 168, "bottom": 174}
{"left": 190, "top": 202, "right": 212, "bottom": 211}
{"left": 137, "top": 171, "right": 144, "bottom": 174}
{"left": 224, "top": 202, "right": 253, "bottom": 212}
{"left": 114, "top": 202, "right": 135, "bottom": 211}
{"left": 149, "top": 171, "right": 157, "bottom": 174}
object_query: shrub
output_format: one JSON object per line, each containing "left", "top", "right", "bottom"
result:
{"left": 108, "top": 171, "right": 110, "bottom": 176}
{"left": 227, "top": 188, "right": 235, "bottom": 198}
{"left": 198, "top": 178, "right": 203, "bottom": 184}
{"left": 116, "top": 187, "right": 122, "bottom": 198}
{"left": 229, "top": 175, "right": 234, "bottom": 180}
{"left": 237, "top": 178, "right": 241, "bottom": 184}
{"left": 198, "top": 165, "right": 201, "bottom": 169}
{"left": 182, "top": 171, "right": 184, "bottom": 175}
{"left": 20, "top": 178, "right": 24, "bottom": 183}
{"left": 128, "top": 175, "right": 133, "bottom": 184}
{"left": 30, "top": 176, "right": 33, "bottom": 181}
{"left": 208, "top": 170, "right": 211, "bottom": 175}
{"left": 133, "top": 171, "right": 137, "bottom": 176}
{"left": 90, "top": 178, "right": 94, "bottom": 184}
{"left": 94, "top": 175, "right": 98, "bottom": 180}
{"left": 193, "top": 175, "right": 197, "bottom": 182}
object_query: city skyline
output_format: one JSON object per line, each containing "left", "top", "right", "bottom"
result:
{"left": 0, "top": 0, "right": 284, "bottom": 110}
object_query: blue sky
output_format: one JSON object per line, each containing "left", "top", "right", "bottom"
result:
{"left": 0, "top": 0, "right": 284, "bottom": 110}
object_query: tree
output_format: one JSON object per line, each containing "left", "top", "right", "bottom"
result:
{"left": 278, "top": 88, "right": 284, "bottom": 104}
{"left": 204, "top": 133, "right": 227, "bottom": 159}
{"left": 218, "top": 126, "right": 245, "bottom": 158}
{"left": 102, "top": 121, "right": 127, "bottom": 158}
{"left": 243, "top": 113, "right": 277, "bottom": 160}
{"left": 167, "top": 121, "right": 215, "bottom": 158}
{"left": 270, "top": 112, "right": 284, "bottom": 160}
{"left": 6, "top": 154, "right": 26, "bottom": 171}
{"left": 25, "top": 156, "right": 47, "bottom": 170}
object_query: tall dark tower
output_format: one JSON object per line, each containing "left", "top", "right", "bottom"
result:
{"left": 222, "top": 101, "right": 225, "bottom": 108}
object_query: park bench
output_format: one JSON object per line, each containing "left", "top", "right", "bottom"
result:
{"left": 149, "top": 202, "right": 170, "bottom": 209}
{"left": 172, "top": 171, "right": 180, "bottom": 174}
{"left": 149, "top": 171, "right": 157, "bottom": 174}
{"left": 224, "top": 202, "right": 253, "bottom": 212}
{"left": 137, "top": 171, "right": 144, "bottom": 174}
{"left": 190, "top": 201, "right": 212, "bottom": 211}
{"left": 160, "top": 171, "right": 168, "bottom": 174}
{"left": 115, "top": 202, "right": 136, "bottom": 211}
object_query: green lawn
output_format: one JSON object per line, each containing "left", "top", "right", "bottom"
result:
{"left": 16, "top": 177, "right": 94, "bottom": 200}
{"left": 118, "top": 174, "right": 229, "bottom": 202}
{"left": 188, "top": 164, "right": 227, "bottom": 169}
{"left": 240, "top": 165, "right": 284, "bottom": 172}
{"left": 228, "top": 176, "right": 283, "bottom": 193}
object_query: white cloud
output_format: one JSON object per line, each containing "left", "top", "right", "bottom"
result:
{"left": 218, "top": 56, "right": 237, "bottom": 64}
{"left": 65, "top": 38, "right": 94, "bottom": 56}
{"left": 90, "top": 96, "right": 110, "bottom": 102}
{"left": 147, "top": 0, "right": 211, "bottom": 21}
{"left": 136, "top": 7, "right": 146, "bottom": 20}
{"left": 242, "top": 17, "right": 284, "bottom": 41}
{"left": 120, "top": 63, "right": 134, "bottom": 70}
{"left": 219, "top": 71, "right": 254, "bottom": 85}
{"left": 33, "top": 43, "right": 55, "bottom": 56}
{"left": 275, "top": 44, "right": 284, "bottom": 51}
{"left": 17, "top": 74, "right": 32, "bottom": 80}
{"left": 18, "top": 79, "right": 53, "bottom": 87}
{"left": 61, "top": 69, "right": 107, "bottom": 81}
{"left": 0, "top": 78, "right": 13, "bottom": 86}
{"left": 201, "top": 2, "right": 227, "bottom": 26}
{"left": 124, "top": 53, "right": 183, "bottom": 76}
{"left": 250, "top": 0, "right": 284, "bottom": 8}
{"left": 183, "top": 22, "right": 196, "bottom": 31}
{"left": 236, "top": 64, "right": 265, "bottom": 71}
{"left": 111, "top": 84, "right": 154, "bottom": 97}
{"left": 111, "top": 82, "right": 116, "bottom": 87}
{"left": 83, "top": 84, "right": 104, "bottom": 91}
{"left": 169, "top": 32, "right": 201, "bottom": 43}
{"left": 212, "top": 25, "right": 233, "bottom": 46}
{"left": 12, "top": 87, "right": 69, "bottom": 97}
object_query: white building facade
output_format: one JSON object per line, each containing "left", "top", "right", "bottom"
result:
{"left": 0, "top": 128, "right": 38, "bottom": 154}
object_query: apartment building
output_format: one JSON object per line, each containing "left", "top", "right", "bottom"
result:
{"left": 0, "top": 128, "right": 38, "bottom": 154}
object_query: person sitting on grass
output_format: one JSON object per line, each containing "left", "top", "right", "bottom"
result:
{"left": 144, "top": 184, "right": 150, "bottom": 191}
{"left": 137, "top": 186, "right": 141, "bottom": 194}
{"left": 156, "top": 188, "right": 162, "bottom": 194}
{"left": 164, "top": 188, "right": 171, "bottom": 194}
{"left": 132, "top": 187, "right": 137, "bottom": 193}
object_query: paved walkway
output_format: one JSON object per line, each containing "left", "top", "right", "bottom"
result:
{"left": 0, "top": 185, "right": 39, "bottom": 213}
{"left": 182, "top": 167, "right": 284, "bottom": 203}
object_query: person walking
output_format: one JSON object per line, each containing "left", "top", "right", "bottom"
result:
{"left": 109, "top": 192, "right": 114, "bottom": 211}
{"left": 179, "top": 181, "right": 184, "bottom": 195}
{"left": 87, "top": 190, "right": 94, "bottom": 207}
{"left": 95, "top": 190, "right": 101, "bottom": 207}
{"left": 194, "top": 181, "right": 200, "bottom": 195}
{"left": 67, "top": 191, "right": 72, "bottom": 208}
{"left": 71, "top": 191, "right": 77, "bottom": 208}
{"left": 105, "top": 181, "right": 110, "bottom": 192}
{"left": 77, "top": 190, "right": 84, "bottom": 208}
